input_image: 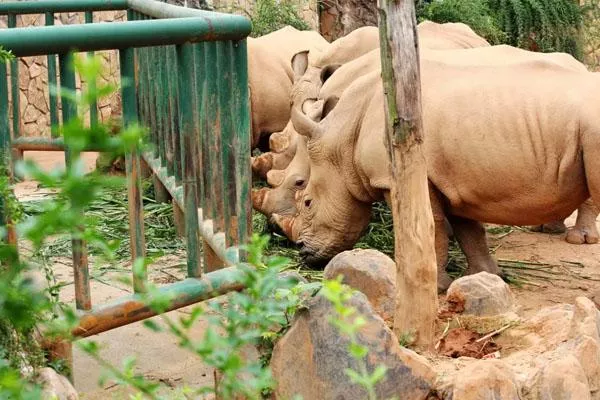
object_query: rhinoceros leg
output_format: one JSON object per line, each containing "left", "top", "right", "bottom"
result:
{"left": 447, "top": 215, "right": 500, "bottom": 278}
{"left": 429, "top": 186, "right": 453, "bottom": 292}
{"left": 528, "top": 220, "right": 567, "bottom": 234}
{"left": 566, "top": 198, "right": 599, "bottom": 244}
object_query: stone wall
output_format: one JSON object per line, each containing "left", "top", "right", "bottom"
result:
{"left": 2, "top": 0, "right": 319, "bottom": 139}
{"left": 1, "top": 11, "right": 126, "bottom": 137}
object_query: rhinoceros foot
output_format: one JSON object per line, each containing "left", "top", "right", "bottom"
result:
{"left": 566, "top": 227, "right": 599, "bottom": 244}
{"left": 528, "top": 220, "right": 567, "bottom": 234}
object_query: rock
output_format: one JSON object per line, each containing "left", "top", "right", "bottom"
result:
{"left": 539, "top": 356, "right": 591, "bottom": 400}
{"left": 29, "top": 63, "right": 43, "bottom": 79}
{"left": 38, "top": 367, "right": 78, "bottom": 400}
{"left": 22, "top": 105, "right": 41, "bottom": 124}
{"left": 451, "top": 359, "right": 520, "bottom": 400}
{"left": 573, "top": 336, "right": 600, "bottom": 393}
{"left": 323, "top": 249, "right": 396, "bottom": 324}
{"left": 589, "top": 288, "right": 600, "bottom": 310}
{"left": 446, "top": 272, "right": 513, "bottom": 316}
{"left": 278, "top": 270, "right": 308, "bottom": 285}
{"left": 270, "top": 292, "right": 435, "bottom": 400}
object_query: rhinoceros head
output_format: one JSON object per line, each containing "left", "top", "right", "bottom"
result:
{"left": 278, "top": 98, "right": 372, "bottom": 267}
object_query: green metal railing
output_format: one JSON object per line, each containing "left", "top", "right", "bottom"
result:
{"left": 0, "top": 0, "right": 252, "bottom": 345}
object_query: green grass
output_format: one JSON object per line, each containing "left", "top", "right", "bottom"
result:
{"left": 22, "top": 180, "right": 185, "bottom": 262}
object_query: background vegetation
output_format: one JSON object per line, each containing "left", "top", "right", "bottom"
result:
{"left": 417, "top": 0, "right": 585, "bottom": 58}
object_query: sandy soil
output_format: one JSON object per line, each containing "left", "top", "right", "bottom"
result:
{"left": 13, "top": 151, "right": 600, "bottom": 398}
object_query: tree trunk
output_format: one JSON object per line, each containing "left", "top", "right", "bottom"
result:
{"left": 320, "top": 0, "right": 377, "bottom": 41}
{"left": 377, "top": 0, "right": 438, "bottom": 350}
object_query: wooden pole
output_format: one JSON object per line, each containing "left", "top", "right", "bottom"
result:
{"left": 377, "top": 0, "right": 438, "bottom": 349}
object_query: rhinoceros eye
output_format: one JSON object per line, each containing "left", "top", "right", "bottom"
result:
{"left": 304, "top": 199, "right": 312, "bottom": 208}
{"left": 295, "top": 179, "right": 305, "bottom": 187}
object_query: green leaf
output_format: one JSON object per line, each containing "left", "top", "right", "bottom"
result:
{"left": 348, "top": 342, "right": 368, "bottom": 360}
{"left": 142, "top": 320, "right": 163, "bottom": 332}
{"left": 368, "top": 365, "right": 388, "bottom": 386}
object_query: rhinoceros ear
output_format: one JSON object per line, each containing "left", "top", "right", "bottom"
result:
{"left": 291, "top": 50, "right": 309, "bottom": 80}
{"left": 320, "top": 64, "right": 341, "bottom": 84}
{"left": 322, "top": 96, "right": 339, "bottom": 120}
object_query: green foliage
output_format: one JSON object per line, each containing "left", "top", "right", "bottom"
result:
{"left": 418, "top": 0, "right": 506, "bottom": 44}
{"left": 488, "top": 0, "right": 582, "bottom": 56}
{"left": 124, "top": 234, "right": 320, "bottom": 399}
{"left": 418, "top": 0, "right": 584, "bottom": 57}
{"left": 321, "top": 277, "right": 388, "bottom": 400}
{"left": 249, "top": 0, "right": 310, "bottom": 37}
{"left": 0, "top": 53, "right": 145, "bottom": 398}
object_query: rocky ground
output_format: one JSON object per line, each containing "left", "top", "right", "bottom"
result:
{"left": 16, "top": 151, "right": 600, "bottom": 399}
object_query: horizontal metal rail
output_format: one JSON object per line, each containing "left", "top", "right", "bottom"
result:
{"left": 0, "top": 17, "right": 251, "bottom": 57}
{"left": 127, "top": 0, "right": 222, "bottom": 18}
{"left": 0, "top": 0, "right": 128, "bottom": 14}
{"left": 74, "top": 266, "right": 244, "bottom": 337}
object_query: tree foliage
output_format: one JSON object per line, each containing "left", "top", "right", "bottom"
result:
{"left": 418, "top": 0, "right": 584, "bottom": 58}
{"left": 250, "top": 0, "right": 310, "bottom": 37}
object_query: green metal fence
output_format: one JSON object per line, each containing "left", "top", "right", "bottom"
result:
{"left": 0, "top": 0, "right": 251, "bottom": 352}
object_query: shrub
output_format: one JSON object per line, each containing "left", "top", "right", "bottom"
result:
{"left": 250, "top": 0, "right": 310, "bottom": 37}
{"left": 419, "top": 0, "right": 584, "bottom": 58}
{"left": 418, "top": 0, "right": 507, "bottom": 44}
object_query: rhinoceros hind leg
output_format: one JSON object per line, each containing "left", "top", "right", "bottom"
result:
{"left": 565, "top": 199, "right": 599, "bottom": 244}
{"left": 429, "top": 186, "right": 453, "bottom": 292}
{"left": 528, "top": 220, "right": 567, "bottom": 234}
{"left": 447, "top": 215, "right": 500, "bottom": 278}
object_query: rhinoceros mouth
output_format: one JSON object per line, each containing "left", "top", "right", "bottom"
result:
{"left": 299, "top": 246, "right": 331, "bottom": 269}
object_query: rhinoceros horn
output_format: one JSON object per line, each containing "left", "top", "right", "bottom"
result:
{"left": 252, "top": 187, "right": 269, "bottom": 213}
{"left": 266, "top": 169, "right": 285, "bottom": 187}
{"left": 272, "top": 213, "right": 300, "bottom": 242}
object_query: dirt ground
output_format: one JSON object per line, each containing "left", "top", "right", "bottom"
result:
{"left": 14, "top": 151, "right": 600, "bottom": 398}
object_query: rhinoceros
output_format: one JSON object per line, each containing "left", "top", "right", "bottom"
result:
{"left": 280, "top": 50, "right": 600, "bottom": 290}
{"left": 248, "top": 26, "right": 328, "bottom": 149}
{"left": 252, "top": 21, "right": 493, "bottom": 178}
{"left": 260, "top": 45, "right": 599, "bottom": 245}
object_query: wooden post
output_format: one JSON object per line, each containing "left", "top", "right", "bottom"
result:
{"left": 377, "top": 0, "right": 438, "bottom": 349}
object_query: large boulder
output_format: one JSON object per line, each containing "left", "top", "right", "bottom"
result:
{"left": 270, "top": 292, "right": 435, "bottom": 399}
{"left": 323, "top": 249, "right": 396, "bottom": 324}
{"left": 539, "top": 356, "right": 591, "bottom": 400}
{"left": 38, "top": 367, "right": 78, "bottom": 400}
{"left": 451, "top": 360, "right": 521, "bottom": 400}
{"left": 446, "top": 272, "right": 513, "bottom": 316}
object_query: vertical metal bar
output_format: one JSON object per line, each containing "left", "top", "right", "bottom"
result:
{"left": 119, "top": 47, "right": 147, "bottom": 294}
{"left": 158, "top": 47, "right": 170, "bottom": 173}
{"left": 216, "top": 41, "right": 236, "bottom": 247}
{"left": 7, "top": 14, "right": 21, "bottom": 169}
{"left": 45, "top": 12, "right": 60, "bottom": 136}
{"left": 59, "top": 53, "right": 92, "bottom": 311}
{"left": 205, "top": 42, "right": 223, "bottom": 232}
{"left": 171, "top": 46, "right": 182, "bottom": 186}
{"left": 232, "top": 39, "right": 251, "bottom": 247}
{"left": 177, "top": 43, "right": 201, "bottom": 277}
{"left": 0, "top": 61, "right": 10, "bottom": 242}
{"left": 7, "top": 14, "right": 19, "bottom": 137}
{"left": 84, "top": 11, "right": 98, "bottom": 129}
{"left": 193, "top": 44, "right": 204, "bottom": 213}
{"left": 201, "top": 42, "right": 222, "bottom": 272}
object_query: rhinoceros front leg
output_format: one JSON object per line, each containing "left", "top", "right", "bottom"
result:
{"left": 566, "top": 198, "right": 599, "bottom": 244}
{"left": 447, "top": 215, "right": 500, "bottom": 278}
